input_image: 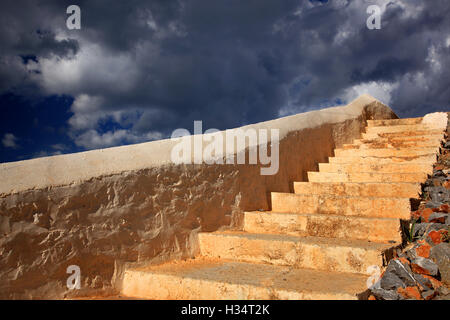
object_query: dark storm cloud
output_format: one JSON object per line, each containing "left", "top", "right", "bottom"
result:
{"left": 351, "top": 57, "right": 416, "bottom": 82}
{"left": 0, "top": 0, "right": 449, "bottom": 151}
{"left": 0, "top": 0, "right": 79, "bottom": 93}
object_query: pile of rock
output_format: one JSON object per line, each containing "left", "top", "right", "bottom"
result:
{"left": 368, "top": 132, "right": 450, "bottom": 300}
{"left": 368, "top": 240, "right": 449, "bottom": 300}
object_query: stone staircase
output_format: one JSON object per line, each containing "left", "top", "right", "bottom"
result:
{"left": 120, "top": 117, "right": 446, "bottom": 300}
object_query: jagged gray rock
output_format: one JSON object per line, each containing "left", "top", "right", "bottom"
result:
{"left": 411, "top": 257, "right": 439, "bottom": 276}
{"left": 430, "top": 243, "right": 450, "bottom": 285}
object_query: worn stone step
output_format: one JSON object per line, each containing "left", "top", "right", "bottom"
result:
{"left": 367, "top": 118, "right": 423, "bottom": 127}
{"left": 365, "top": 124, "right": 438, "bottom": 134}
{"left": 198, "top": 231, "right": 395, "bottom": 275}
{"left": 243, "top": 211, "right": 402, "bottom": 243}
{"left": 121, "top": 259, "right": 368, "bottom": 300}
{"left": 334, "top": 147, "right": 438, "bottom": 158}
{"left": 308, "top": 171, "right": 427, "bottom": 183}
{"left": 293, "top": 181, "right": 421, "bottom": 198}
{"left": 318, "top": 162, "right": 433, "bottom": 175}
{"left": 344, "top": 139, "right": 441, "bottom": 150}
{"left": 329, "top": 154, "right": 437, "bottom": 164}
{"left": 353, "top": 135, "right": 443, "bottom": 146}
{"left": 271, "top": 192, "right": 410, "bottom": 219}
{"left": 362, "top": 131, "right": 444, "bottom": 140}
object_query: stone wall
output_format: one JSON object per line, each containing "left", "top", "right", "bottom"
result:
{"left": 0, "top": 94, "right": 397, "bottom": 299}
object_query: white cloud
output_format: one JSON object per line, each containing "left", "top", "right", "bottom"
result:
{"left": 38, "top": 42, "right": 139, "bottom": 96}
{"left": 395, "top": 0, "right": 424, "bottom": 19}
{"left": 341, "top": 81, "right": 399, "bottom": 106}
{"left": 50, "top": 143, "right": 68, "bottom": 151}
{"left": 2, "top": 133, "right": 19, "bottom": 148}
{"left": 74, "top": 129, "right": 163, "bottom": 149}
{"left": 68, "top": 94, "right": 106, "bottom": 130}
{"left": 426, "top": 45, "right": 442, "bottom": 72}
{"left": 277, "top": 80, "right": 399, "bottom": 117}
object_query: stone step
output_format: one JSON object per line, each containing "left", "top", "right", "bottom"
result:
{"left": 351, "top": 135, "right": 442, "bottom": 148}
{"left": 334, "top": 147, "right": 438, "bottom": 158}
{"left": 271, "top": 192, "right": 410, "bottom": 219}
{"left": 293, "top": 181, "right": 421, "bottom": 198}
{"left": 328, "top": 154, "right": 437, "bottom": 164}
{"left": 243, "top": 211, "right": 402, "bottom": 243}
{"left": 344, "top": 139, "right": 441, "bottom": 150}
{"left": 121, "top": 259, "right": 368, "bottom": 300}
{"left": 308, "top": 171, "right": 427, "bottom": 183}
{"left": 362, "top": 130, "right": 444, "bottom": 140}
{"left": 198, "top": 231, "right": 395, "bottom": 275}
{"left": 121, "top": 114, "right": 445, "bottom": 301}
{"left": 367, "top": 118, "right": 423, "bottom": 127}
{"left": 318, "top": 162, "right": 433, "bottom": 175}
{"left": 365, "top": 124, "right": 438, "bottom": 134}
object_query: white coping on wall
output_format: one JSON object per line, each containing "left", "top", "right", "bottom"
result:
{"left": 0, "top": 94, "right": 391, "bottom": 195}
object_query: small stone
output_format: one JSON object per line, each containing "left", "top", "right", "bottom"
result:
{"left": 437, "top": 285, "right": 449, "bottom": 296}
{"left": 437, "top": 204, "right": 450, "bottom": 213}
{"left": 370, "top": 288, "right": 400, "bottom": 300}
{"left": 411, "top": 257, "right": 439, "bottom": 276}
{"left": 422, "top": 275, "right": 443, "bottom": 289}
{"left": 380, "top": 270, "right": 405, "bottom": 290}
{"left": 421, "top": 289, "right": 436, "bottom": 300}
{"left": 413, "top": 273, "right": 433, "bottom": 291}
{"left": 413, "top": 223, "right": 446, "bottom": 239}
{"left": 398, "top": 256, "right": 410, "bottom": 265}
{"left": 425, "top": 186, "right": 450, "bottom": 204}
{"left": 413, "top": 240, "right": 432, "bottom": 259}
{"left": 384, "top": 258, "right": 416, "bottom": 287}
{"left": 426, "top": 201, "right": 446, "bottom": 209}
{"left": 411, "top": 210, "right": 421, "bottom": 220}
{"left": 427, "top": 229, "right": 449, "bottom": 245}
{"left": 428, "top": 212, "right": 448, "bottom": 224}
{"left": 433, "top": 170, "right": 446, "bottom": 177}
{"left": 444, "top": 181, "right": 450, "bottom": 189}
{"left": 430, "top": 243, "right": 450, "bottom": 286}
{"left": 397, "top": 286, "right": 422, "bottom": 300}
{"left": 418, "top": 208, "right": 434, "bottom": 223}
